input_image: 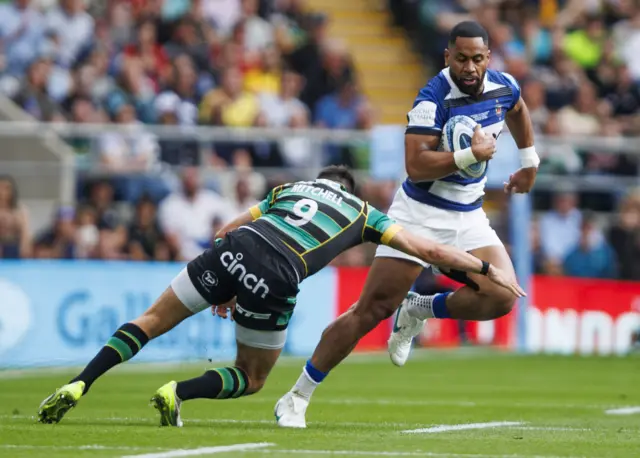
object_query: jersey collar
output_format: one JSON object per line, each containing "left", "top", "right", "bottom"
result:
{"left": 442, "top": 67, "right": 488, "bottom": 98}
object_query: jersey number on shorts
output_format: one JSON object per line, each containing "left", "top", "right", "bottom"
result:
{"left": 284, "top": 198, "right": 318, "bottom": 227}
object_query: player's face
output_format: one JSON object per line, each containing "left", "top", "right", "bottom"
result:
{"left": 445, "top": 37, "right": 490, "bottom": 96}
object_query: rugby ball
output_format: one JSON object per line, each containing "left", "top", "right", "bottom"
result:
{"left": 440, "top": 115, "right": 487, "bottom": 179}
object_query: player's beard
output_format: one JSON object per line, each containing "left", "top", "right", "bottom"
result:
{"left": 451, "top": 71, "right": 485, "bottom": 96}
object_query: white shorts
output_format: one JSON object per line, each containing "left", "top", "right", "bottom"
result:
{"left": 375, "top": 188, "right": 503, "bottom": 268}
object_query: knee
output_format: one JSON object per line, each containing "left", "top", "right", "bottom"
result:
{"left": 482, "top": 289, "right": 517, "bottom": 319}
{"left": 351, "top": 296, "right": 398, "bottom": 329}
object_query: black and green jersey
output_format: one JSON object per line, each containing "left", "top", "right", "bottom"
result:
{"left": 247, "top": 178, "right": 402, "bottom": 279}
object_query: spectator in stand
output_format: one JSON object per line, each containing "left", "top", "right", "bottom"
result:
{"left": 315, "top": 77, "right": 363, "bottom": 129}
{"left": 97, "top": 99, "right": 168, "bottom": 203}
{"left": 13, "top": 56, "right": 62, "bottom": 121}
{"left": 230, "top": 174, "right": 260, "bottom": 216}
{"left": 45, "top": 0, "right": 95, "bottom": 69}
{"left": 244, "top": 46, "right": 282, "bottom": 96}
{"left": 202, "top": 0, "right": 241, "bottom": 39}
{"left": 108, "top": 56, "right": 157, "bottom": 123}
{"left": 155, "top": 92, "right": 200, "bottom": 167}
{"left": 564, "top": 14, "right": 606, "bottom": 70}
{"left": 537, "top": 53, "right": 582, "bottom": 110}
{"left": 66, "top": 96, "right": 101, "bottom": 157}
{"left": 163, "top": 16, "right": 209, "bottom": 73}
{"left": 123, "top": 17, "right": 171, "bottom": 91}
{"left": 0, "top": 175, "right": 31, "bottom": 259}
{"left": 606, "top": 66, "right": 640, "bottom": 118}
{"left": 159, "top": 54, "right": 200, "bottom": 125}
{"left": 277, "top": 108, "right": 315, "bottom": 168}
{"left": 287, "top": 13, "right": 349, "bottom": 111}
{"left": 0, "top": 0, "right": 46, "bottom": 77}
{"left": 75, "top": 204, "right": 100, "bottom": 259}
{"left": 564, "top": 212, "right": 617, "bottom": 279}
{"left": 98, "top": 101, "right": 160, "bottom": 173}
{"left": 240, "top": 0, "right": 275, "bottom": 52}
{"left": 199, "top": 66, "right": 260, "bottom": 127}
{"left": 259, "top": 69, "right": 307, "bottom": 127}
{"left": 128, "top": 195, "right": 171, "bottom": 261}
{"left": 608, "top": 190, "right": 640, "bottom": 280}
{"left": 33, "top": 206, "right": 77, "bottom": 259}
{"left": 557, "top": 80, "right": 601, "bottom": 135}
{"left": 539, "top": 190, "right": 582, "bottom": 270}
{"left": 271, "top": 0, "right": 312, "bottom": 54}
{"left": 158, "top": 167, "right": 236, "bottom": 261}
{"left": 521, "top": 79, "right": 549, "bottom": 134}
{"left": 84, "top": 180, "right": 121, "bottom": 232}
{"left": 539, "top": 112, "right": 582, "bottom": 174}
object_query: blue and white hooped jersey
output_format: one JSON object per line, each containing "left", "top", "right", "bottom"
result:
{"left": 402, "top": 67, "right": 521, "bottom": 212}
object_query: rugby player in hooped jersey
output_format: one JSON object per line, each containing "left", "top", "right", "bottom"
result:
{"left": 275, "top": 21, "right": 539, "bottom": 428}
{"left": 37, "top": 165, "right": 524, "bottom": 426}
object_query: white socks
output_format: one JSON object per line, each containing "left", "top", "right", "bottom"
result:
{"left": 406, "top": 294, "right": 437, "bottom": 320}
{"left": 291, "top": 368, "right": 318, "bottom": 400}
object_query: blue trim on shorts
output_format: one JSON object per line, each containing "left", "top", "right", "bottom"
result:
{"left": 402, "top": 180, "right": 483, "bottom": 212}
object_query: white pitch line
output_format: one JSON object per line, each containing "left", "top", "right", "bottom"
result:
{"left": 120, "top": 442, "right": 273, "bottom": 458}
{"left": 402, "top": 421, "right": 524, "bottom": 434}
{"left": 508, "top": 426, "right": 591, "bottom": 432}
{"left": 605, "top": 406, "right": 640, "bottom": 415}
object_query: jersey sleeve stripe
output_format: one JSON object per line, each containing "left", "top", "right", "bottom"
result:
{"left": 380, "top": 224, "right": 403, "bottom": 245}
{"left": 406, "top": 126, "right": 441, "bottom": 135}
{"left": 249, "top": 205, "right": 262, "bottom": 220}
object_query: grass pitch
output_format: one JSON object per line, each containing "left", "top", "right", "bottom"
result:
{"left": 1, "top": 350, "right": 639, "bottom": 458}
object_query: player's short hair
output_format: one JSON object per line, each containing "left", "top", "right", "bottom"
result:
{"left": 317, "top": 165, "right": 356, "bottom": 194}
{"left": 449, "top": 21, "right": 489, "bottom": 46}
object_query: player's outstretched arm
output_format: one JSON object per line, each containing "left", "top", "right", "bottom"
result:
{"left": 388, "top": 229, "right": 526, "bottom": 298}
{"left": 504, "top": 97, "right": 539, "bottom": 194}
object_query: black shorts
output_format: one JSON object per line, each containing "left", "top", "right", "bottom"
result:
{"left": 186, "top": 228, "right": 300, "bottom": 331}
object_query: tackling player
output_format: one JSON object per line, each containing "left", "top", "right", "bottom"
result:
{"left": 37, "top": 165, "right": 523, "bottom": 426}
{"left": 275, "top": 21, "right": 538, "bottom": 427}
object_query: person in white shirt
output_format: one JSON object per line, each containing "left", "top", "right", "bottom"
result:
{"left": 240, "top": 0, "right": 274, "bottom": 52}
{"left": 159, "top": 167, "right": 236, "bottom": 261}
{"left": 45, "top": 0, "right": 95, "bottom": 68}
{"left": 98, "top": 102, "right": 159, "bottom": 172}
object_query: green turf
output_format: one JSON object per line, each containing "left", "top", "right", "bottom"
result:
{"left": 1, "top": 350, "right": 639, "bottom": 458}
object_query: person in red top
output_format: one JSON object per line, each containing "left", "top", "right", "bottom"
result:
{"left": 123, "top": 18, "right": 170, "bottom": 90}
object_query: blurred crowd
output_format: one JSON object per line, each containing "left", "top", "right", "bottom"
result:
{"left": 0, "top": 0, "right": 372, "bottom": 171}
{"left": 0, "top": 170, "right": 396, "bottom": 264}
{"left": 4, "top": 0, "right": 640, "bottom": 281}
{"left": 392, "top": 0, "right": 640, "bottom": 177}
{"left": 390, "top": 0, "right": 640, "bottom": 278}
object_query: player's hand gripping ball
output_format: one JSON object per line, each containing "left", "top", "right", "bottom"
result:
{"left": 440, "top": 115, "right": 488, "bottom": 179}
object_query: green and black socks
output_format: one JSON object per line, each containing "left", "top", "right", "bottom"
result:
{"left": 70, "top": 323, "right": 149, "bottom": 393}
{"left": 176, "top": 367, "right": 249, "bottom": 400}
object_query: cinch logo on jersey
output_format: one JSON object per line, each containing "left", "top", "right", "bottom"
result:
{"left": 291, "top": 184, "right": 343, "bottom": 206}
{"left": 220, "top": 251, "right": 270, "bottom": 298}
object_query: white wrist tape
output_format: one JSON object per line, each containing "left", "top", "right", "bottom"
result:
{"left": 519, "top": 146, "right": 540, "bottom": 168}
{"left": 453, "top": 147, "right": 478, "bottom": 170}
